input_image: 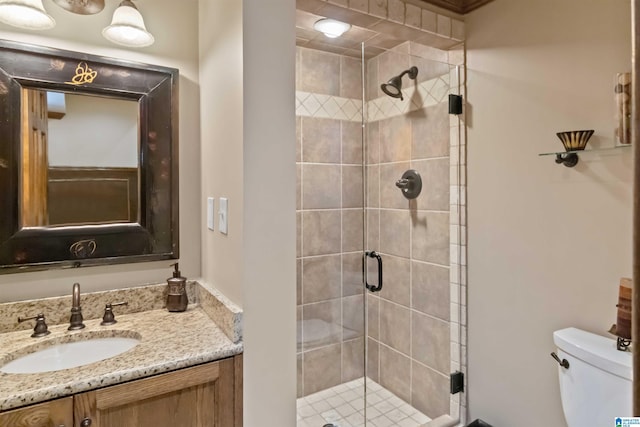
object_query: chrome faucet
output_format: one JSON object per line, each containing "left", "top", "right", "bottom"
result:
{"left": 68, "top": 282, "right": 85, "bottom": 330}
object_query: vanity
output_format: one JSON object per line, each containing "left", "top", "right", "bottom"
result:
{"left": 0, "top": 283, "right": 244, "bottom": 427}
{"left": 0, "top": 40, "right": 243, "bottom": 426}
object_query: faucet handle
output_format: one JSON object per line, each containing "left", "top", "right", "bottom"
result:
{"left": 100, "top": 301, "right": 128, "bottom": 326}
{"left": 18, "top": 313, "right": 51, "bottom": 338}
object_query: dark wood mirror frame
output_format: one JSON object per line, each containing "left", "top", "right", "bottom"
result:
{"left": 0, "top": 39, "right": 179, "bottom": 273}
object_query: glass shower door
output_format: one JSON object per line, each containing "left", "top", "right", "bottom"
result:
{"left": 295, "top": 38, "right": 463, "bottom": 427}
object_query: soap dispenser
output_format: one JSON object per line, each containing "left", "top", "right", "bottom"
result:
{"left": 166, "top": 263, "right": 188, "bottom": 312}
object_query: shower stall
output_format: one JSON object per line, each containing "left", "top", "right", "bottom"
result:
{"left": 295, "top": 7, "right": 466, "bottom": 426}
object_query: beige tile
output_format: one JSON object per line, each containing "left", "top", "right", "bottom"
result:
{"left": 379, "top": 115, "right": 411, "bottom": 162}
{"left": 411, "top": 158, "right": 449, "bottom": 211}
{"left": 303, "top": 164, "right": 341, "bottom": 210}
{"left": 436, "top": 14, "right": 452, "bottom": 38}
{"left": 368, "top": 0, "right": 387, "bottom": 18}
{"left": 380, "top": 209, "right": 410, "bottom": 258}
{"left": 317, "top": 2, "right": 382, "bottom": 28}
{"left": 378, "top": 254, "right": 410, "bottom": 307}
{"left": 303, "top": 343, "right": 342, "bottom": 394}
{"left": 377, "top": 50, "right": 411, "bottom": 95}
{"left": 412, "top": 261, "right": 450, "bottom": 321}
{"left": 410, "top": 53, "right": 451, "bottom": 84}
{"left": 409, "top": 41, "right": 448, "bottom": 63}
{"left": 412, "top": 362, "right": 450, "bottom": 418}
{"left": 366, "top": 33, "right": 404, "bottom": 51}
{"left": 387, "top": 0, "right": 405, "bottom": 23}
{"left": 328, "top": 0, "right": 348, "bottom": 6}
{"left": 411, "top": 212, "right": 449, "bottom": 265}
{"left": 405, "top": 3, "right": 421, "bottom": 29}
{"left": 343, "top": 166, "right": 364, "bottom": 209}
{"left": 343, "top": 252, "right": 363, "bottom": 296}
{"left": 367, "top": 337, "right": 380, "bottom": 381}
{"left": 296, "top": 116, "right": 302, "bottom": 162}
{"left": 410, "top": 103, "right": 450, "bottom": 159}
{"left": 297, "top": 353, "right": 304, "bottom": 398}
{"left": 303, "top": 299, "right": 342, "bottom": 350}
{"left": 303, "top": 255, "right": 342, "bottom": 303}
{"left": 301, "top": 117, "right": 341, "bottom": 163}
{"left": 343, "top": 209, "right": 364, "bottom": 252}
{"left": 302, "top": 210, "right": 341, "bottom": 256}
{"left": 379, "top": 344, "right": 411, "bottom": 403}
{"left": 451, "top": 19, "right": 465, "bottom": 41}
{"left": 380, "top": 162, "right": 410, "bottom": 209}
{"left": 366, "top": 56, "right": 379, "bottom": 101}
{"left": 342, "top": 120, "right": 363, "bottom": 165}
{"left": 379, "top": 299, "right": 410, "bottom": 355}
{"left": 349, "top": 0, "right": 368, "bottom": 13}
{"left": 366, "top": 121, "right": 380, "bottom": 164}
{"left": 297, "top": 211, "right": 302, "bottom": 258}
{"left": 297, "top": 0, "right": 328, "bottom": 14}
{"left": 299, "top": 47, "right": 341, "bottom": 96}
{"left": 296, "top": 163, "right": 302, "bottom": 211}
{"left": 343, "top": 294, "right": 365, "bottom": 338}
{"left": 367, "top": 165, "right": 380, "bottom": 208}
{"left": 367, "top": 294, "right": 380, "bottom": 339}
{"left": 366, "top": 208, "right": 380, "bottom": 249}
{"left": 341, "top": 55, "right": 363, "bottom": 100}
{"left": 369, "top": 19, "right": 423, "bottom": 42}
{"left": 343, "top": 337, "right": 365, "bottom": 382}
{"left": 297, "top": 258, "right": 303, "bottom": 306}
{"left": 421, "top": 9, "right": 437, "bottom": 33}
{"left": 412, "top": 311, "right": 450, "bottom": 373}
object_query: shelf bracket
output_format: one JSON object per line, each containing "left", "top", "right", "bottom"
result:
{"left": 555, "top": 152, "right": 579, "bottom": 168}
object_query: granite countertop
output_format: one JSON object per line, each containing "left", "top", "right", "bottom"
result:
{"left": 0, "top": 306, "right": 243, "bottom": 411}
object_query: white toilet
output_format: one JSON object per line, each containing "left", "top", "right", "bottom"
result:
{"left": 553, "top": 327, "right": 632, "bottom": 426}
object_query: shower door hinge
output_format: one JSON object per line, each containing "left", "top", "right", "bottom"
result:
{"left": 449, "top": 94, "right": 463, "bottom": 115}
{"left": 450, "top": 371, "right": 464, "bottom": 394}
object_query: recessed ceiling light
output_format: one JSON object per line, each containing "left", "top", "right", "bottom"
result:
{"left": 313, "top": 18, "right": 351, "bottom": 39}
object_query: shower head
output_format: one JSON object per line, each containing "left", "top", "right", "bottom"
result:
{"left": 380, "top": 66, "right": 418, "bottom": 101}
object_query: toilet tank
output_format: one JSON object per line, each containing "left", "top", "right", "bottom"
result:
{"left": 553, "top": 328, "right": 632, "bottom": 427}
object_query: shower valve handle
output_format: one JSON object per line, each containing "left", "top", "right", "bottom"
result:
{"left": 395, "top": 178, "right": 410, "bottom": 189}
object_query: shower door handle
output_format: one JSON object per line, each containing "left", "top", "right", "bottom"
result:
{"left": 365, "top": 250, "right": 383, "bottom": 293}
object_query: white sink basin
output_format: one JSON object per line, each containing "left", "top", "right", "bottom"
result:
{"left": 1, "top": 337, "right": 140, "bottom": 374}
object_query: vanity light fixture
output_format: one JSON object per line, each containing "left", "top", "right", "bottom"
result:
{"left": 313, "top": 18, "right": 351, "bottom": 39}
{"left": 0, "top": 0, "right": 55, "bottom": 30}
{"left": 102, "top": 0, "right": 154, "bottom": 48}
{"left": 0, "top": 0, "right": 153, "bottom": 48}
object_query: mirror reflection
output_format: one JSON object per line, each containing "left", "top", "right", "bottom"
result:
{"left": 20, "top": 90, "right": 139, "bottom": 228}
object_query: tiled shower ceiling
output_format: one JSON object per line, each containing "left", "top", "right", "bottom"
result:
{"left": 296, "top": 9, "right": 405, "bottom": 59}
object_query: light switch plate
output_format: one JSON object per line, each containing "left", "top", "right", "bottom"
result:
{"left": 207, "top": 197, "right": 215, "bottom": 231}
{"left": 219, "top": 197, "right": 228, "bottom": 234}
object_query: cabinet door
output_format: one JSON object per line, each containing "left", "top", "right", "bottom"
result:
{"left": 0, "top": 397, "right": 73, "bottom": 427}
{"left": 74, "top": 357, "right": 237, "bottom": 427}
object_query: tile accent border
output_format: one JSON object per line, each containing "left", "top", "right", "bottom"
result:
{"left": 296, "top": 74, "right": 451, "bottom": 123}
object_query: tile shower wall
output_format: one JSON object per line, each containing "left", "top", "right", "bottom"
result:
{"left": 365, "top": 43, "right": 455, "bottom": 420}
{"left": 296, "top": 46, "right": 366, "bottom": 398}
{"left": 295, "top": 41, "right": 468, "bottom": 423}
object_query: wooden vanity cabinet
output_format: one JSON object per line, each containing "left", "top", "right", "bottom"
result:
{"left": 0, "top": 397, "right": 73, "bottom": 427}
{"left": 0, "top": 355, "right": 242, "bottom": 427}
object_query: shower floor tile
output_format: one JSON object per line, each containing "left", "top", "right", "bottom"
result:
{"left": 296, "top": 378, "right": 431, "bottom": 427}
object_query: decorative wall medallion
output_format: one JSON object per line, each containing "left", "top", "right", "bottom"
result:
{"left": 70, "top": 239, "right": 97, "bottom": 258}
{"left": 66, "top": 62, "right": 97, "bottom": 86}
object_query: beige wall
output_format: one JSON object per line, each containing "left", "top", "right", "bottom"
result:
{"left": 466, "top": 0, "right": 632, "bottom": 426}
{"left": 200, "top": 0, "right": 297, "bottom": 423}
{"left": 0, "top": 0, "right": 201, "bottom": 302}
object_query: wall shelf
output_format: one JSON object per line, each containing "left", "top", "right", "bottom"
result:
{"left": 538, "top": 145, "right": 631, "bottom": 167}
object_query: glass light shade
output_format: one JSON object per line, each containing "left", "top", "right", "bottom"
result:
{"left": 313, "top": 18, "right": 351, "bottom": 38}
{"left": 102, "top": 0, "right": 154, "bottom": 48}
{"left": 0, "top": 0, "right": 55, "bottom": 30}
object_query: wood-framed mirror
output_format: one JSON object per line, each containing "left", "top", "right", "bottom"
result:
{"left": 0, "top": 39, "right": 179, "bottom": 273}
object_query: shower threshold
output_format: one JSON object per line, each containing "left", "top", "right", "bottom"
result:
{"left": 296, "top": 377, "right": 431, "bottom": 427}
